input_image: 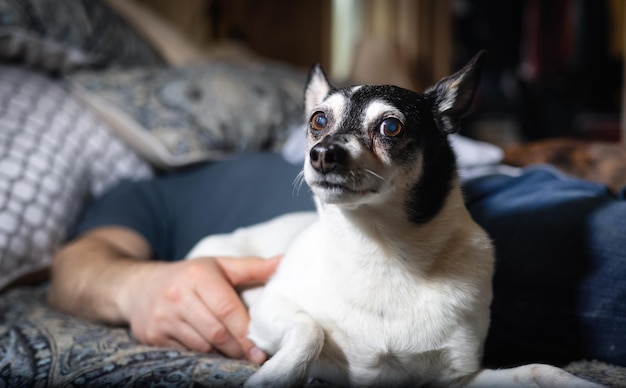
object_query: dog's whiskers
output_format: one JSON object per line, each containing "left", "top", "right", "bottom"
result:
{"left": 348, "top": 170, "right": 360, "bottom": 190}
{"left": 292, "top": 169, "right": 306, "bottom": 196}
{"left": 365, "top": 169, "right": 384, "bottom": 182}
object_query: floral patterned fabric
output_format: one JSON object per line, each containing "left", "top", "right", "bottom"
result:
{"left": 1, "top": 285, "right": 624, "bottom": 387}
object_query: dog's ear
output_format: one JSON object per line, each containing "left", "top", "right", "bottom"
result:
{"left": 426, "top": 50, "right": 487, "bottom": 134}
{"left": 305, "top": 64, "right": 332, "bottom": 115}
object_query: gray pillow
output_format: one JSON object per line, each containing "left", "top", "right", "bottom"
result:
{"left": 0, "top": 0, "right": 163, "bottom": 72}
{"left": 68, "top": 59, "right": 307, "bottom": 168}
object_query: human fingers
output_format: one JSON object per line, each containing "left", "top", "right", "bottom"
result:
{"left": 129, "top": 289, "right": 214, "bottom": 353}
{"left": 178, "top": 290, "right": 247, "bottom": 358}
{"left": 161, "top": 327, "right": 213, "bottom": 354}
{"left": 159, "top": 337, "right": 188, "bottom": 352}
{"left": 193, "top": 258, "right": 267, "bottom": 363}
{"left": 125, "top": 261, "right": 218, "bottom": 354}
{"left": 216, "top": 255, "right": 281, "bottom": 287}
{"left": 186, "top": 258, "right": 278, "bottom": 363}
{"left": 130, "top": 282, "right": 239, "bottom": 358}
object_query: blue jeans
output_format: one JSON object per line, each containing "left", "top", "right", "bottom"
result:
{"left": 464, "top": 166, "right": 626, "bottom": 367}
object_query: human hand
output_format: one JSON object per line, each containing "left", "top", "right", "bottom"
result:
{"left": 118, "top": 255, "right": 280, "bottom": 364}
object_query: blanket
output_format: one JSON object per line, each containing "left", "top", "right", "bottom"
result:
{"left": 1, "top": 285, "right": 625, "bottom": 387}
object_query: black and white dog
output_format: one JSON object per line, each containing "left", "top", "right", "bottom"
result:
{"left": 187, "top": 51, "right": 599, "bottom": 387}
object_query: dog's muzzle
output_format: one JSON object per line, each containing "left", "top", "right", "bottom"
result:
{"left": 309, "top": 140, "right": 347, "bottom": 174}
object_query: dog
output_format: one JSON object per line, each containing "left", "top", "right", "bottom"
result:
{"left": 186, "top": 51, "right": 600, "bottom": 387}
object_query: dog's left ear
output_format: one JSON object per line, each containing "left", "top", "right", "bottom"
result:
{"left": 426, "top": 50, "right": 487, "bottom": 134}
{"left": 305, "top": 64, "right": 333, "bottom": 115}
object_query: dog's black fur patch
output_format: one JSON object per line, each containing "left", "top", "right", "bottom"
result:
{"left": 405, "top": 110, "right": 457, "bottom": 225}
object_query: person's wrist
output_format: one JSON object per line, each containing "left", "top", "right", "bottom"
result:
{"left": 113, "top": 260, "right": 159, "bottom": 324}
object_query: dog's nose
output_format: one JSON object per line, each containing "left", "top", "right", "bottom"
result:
{"left": 310, "top": 143, "right": 347, "bottom": 173}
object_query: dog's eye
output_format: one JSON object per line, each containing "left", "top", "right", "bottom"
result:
{"left": 310, "top": 112, "right": 328, "bottom": 131}
{"left": 380, "top": 118, "right": 403, "bottom": 137}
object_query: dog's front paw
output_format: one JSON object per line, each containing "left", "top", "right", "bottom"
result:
{"left": 244, "top": 371, "right": 278, "bottom": 388}
{"left": 243, "top": 372, "right": 271, "bottom": 388}
{"left": 244, "top": 371, "right": 296, "bottom": 388}
{"left": 244, "top": 358, "right": 307, "bottom": 388}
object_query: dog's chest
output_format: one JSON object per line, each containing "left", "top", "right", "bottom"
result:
{"left": 272, "top": 224, "right": 464, "bottom": 353}
{"left": 319, "top": 277, "right": 460, "bottom": 347}
{"left": 306, "top": 274, "right": 463, "bottom": 385}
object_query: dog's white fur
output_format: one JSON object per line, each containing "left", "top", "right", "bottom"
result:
{"left": 186, "top": 54, "right": 601, "bottom": 387}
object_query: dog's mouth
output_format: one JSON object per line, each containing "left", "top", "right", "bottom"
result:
{"left": 307, "top": 171, "right": 383, "bottom": 203}
{"left": 314, "top": 181, "right": 371, "bottom": 194}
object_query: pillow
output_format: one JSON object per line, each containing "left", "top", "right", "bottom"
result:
{"left": 0, "top": 0, "right": 163, "bottom": 72}
{"left": 67, "top": 59, "right": 307, "bottom": 168}
{"left": 0, "top": 65, "right": 153, "bottom": 291}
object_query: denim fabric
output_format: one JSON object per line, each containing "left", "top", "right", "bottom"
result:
{"left": 464, "top": 166, "right": 626, "bottom": 367}
{"left": 72, "top": 153, "right": 316, "bottom": 261}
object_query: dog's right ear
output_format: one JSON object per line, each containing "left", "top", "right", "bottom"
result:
{"left": 305, "top": 64, "right": 332, "bottom": 115}
{"left": 426, "top": 50, "right": 487, "bottom": 134}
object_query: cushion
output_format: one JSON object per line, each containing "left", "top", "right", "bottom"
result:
{"left": 0, "top": 65, "right": 153, "bottom": 291}
{"left": 67, "top": 59, "right": 307, "bottom": 168}
{"left": 0, "top": 0, "right": 163, "bottom": 72}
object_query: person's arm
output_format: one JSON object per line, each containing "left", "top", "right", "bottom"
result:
{"left": 47, "top": 226, "right": 276, "bottom": 364}
{"left": 48, "top": 227, "right": 152, "bottom": 322}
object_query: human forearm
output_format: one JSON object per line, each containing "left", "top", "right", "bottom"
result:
{"left": 47, "top": 228, "right": 152, "bottom": 324}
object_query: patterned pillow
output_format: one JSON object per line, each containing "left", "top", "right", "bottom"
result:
{"left": 67, "top": 59, "right": 307, "bottom": 168}
{"left": 0, "top": 0, "right": 163, "bottom": 72}
{"left": 0, "top": 65, "right": 153, "bottom": 291}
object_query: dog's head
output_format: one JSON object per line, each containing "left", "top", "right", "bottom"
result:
{"left": 302, "top": 51, "right": 486, "bottom": 223}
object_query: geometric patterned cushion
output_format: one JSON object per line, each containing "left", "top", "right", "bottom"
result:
{"left": 0, "top": 65, "right": 153, "bottom": 291}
